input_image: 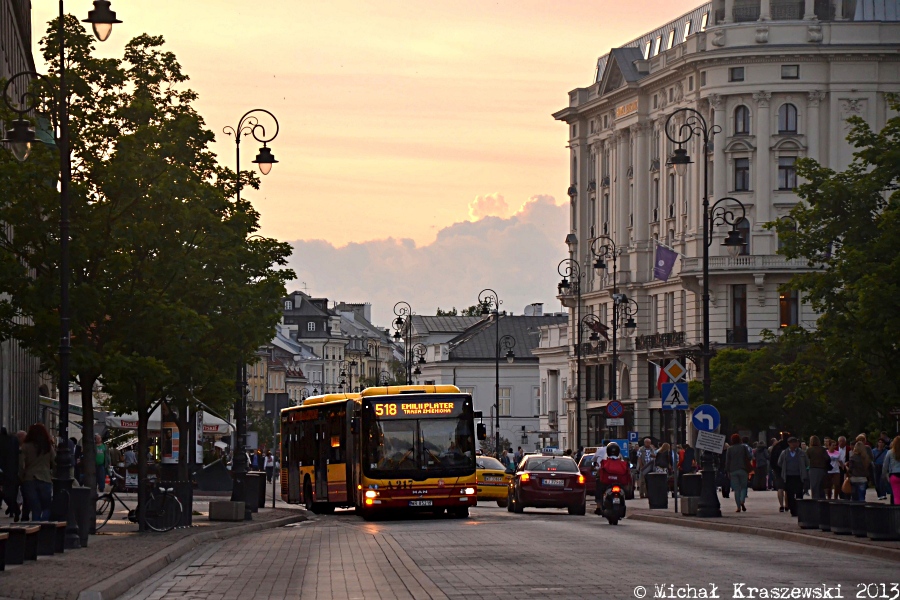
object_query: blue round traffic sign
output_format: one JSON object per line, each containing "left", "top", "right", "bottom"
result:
{"left": 606, "top": 401, "right": 624, "bottom": 418}
{"left": 691, "top": 404, "right": 720, "bottom": 432}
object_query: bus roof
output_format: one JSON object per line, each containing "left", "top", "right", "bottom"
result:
{"left": 280, "top": 393, "right": 361, "bottom": 415}
{"left": 360, "top": 385, "right": 461, "bottom": 397}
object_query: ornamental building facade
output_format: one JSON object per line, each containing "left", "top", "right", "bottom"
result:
{"left": 551, "top": 0, "right": 900, "bottom": 450}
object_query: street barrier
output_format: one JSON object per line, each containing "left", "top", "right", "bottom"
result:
{"left": 796, "top": 499, "right": 819, "bottom": 529}
{"left": 817, "top": 499, "right": 831, "bottom": 532}
{"left": 865, "top": 504, "right": 900, "bottom": 541}
{"left": 645, "top": 472, "right": 668, "bottom": 509}
{"left": 828, "top": 501, "right": 853, "bottom": 535}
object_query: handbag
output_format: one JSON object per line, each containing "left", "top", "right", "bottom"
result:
{"left": 841, "top": 475, "right": 852, "bottom": 495}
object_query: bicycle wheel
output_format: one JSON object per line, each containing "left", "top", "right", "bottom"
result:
{"left": 145, "top": 493, "right": 183, "bottom": 532}
{"left": 96, "top": 493, "right": 115, "bottom": 530}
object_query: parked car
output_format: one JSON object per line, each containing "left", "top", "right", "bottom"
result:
{"left": 507, "top": 455, "right": 586, "bottom": 515}
{"left": 476, "top": 456, "right": 513, "bottom": 507}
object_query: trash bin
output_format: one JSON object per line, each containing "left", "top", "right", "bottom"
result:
{"left": 680, "top": 473, "right": 702, "bottom": 497}
{"left": 161, "top": 481, "right": 194, "bottom": 527}
{"left": 796, "top": 499, "right": 819, "bottom": 529}
{"left": 249, "top": 471, "right": 267, "bottom": 509}
{"left": 244, "top": 473, "right": 261, "bottom": 513}
{"left": 645, "top": 472, "right": 668, "bottom": 509}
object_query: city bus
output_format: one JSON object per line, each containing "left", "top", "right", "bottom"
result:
{"left": 280, "top": 385, "right": 478, "bottom": 519}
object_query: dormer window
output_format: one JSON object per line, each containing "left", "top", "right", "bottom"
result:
{"left": 284, "top": 301, "right": 293, "bottom": 311}
{"left": 307, "top": 322, "right": 316, "bottom": 332}
{"left": 653, "top": 36, "right": 662, "bottom": 56}
{"left": 683, "top": 20, "right": 692, "bottom": 42}
{"left": 667, "top": 30, "right": 675, "bottom": 50}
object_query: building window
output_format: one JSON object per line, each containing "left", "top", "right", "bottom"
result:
{"left": 734, "top": 158, "right": 750, "bottom": 191}
{"left": 683, "top": 21, "right": 692, "bottom": 42}
{"left": 736, "top": 218, "right": 750, "bottom": 255}
{"left": 307, "top": 322, "right": 316, "bottom": 331}
{"left": 778, "top": 103, "right": 798, "bottom": 133}
{"left": 779, "top": 290, "right": 799, "bottom": 327}
{"left": 688, "top": 75, "right": 694, "bottom": 91}
{"left": 653, "top": 94, "right": 658, "bottom": 109}
{"left": 701, "top": 12, "right": 709, "bottom": 31}
{"left": 778, "top": 157, "right": 797, "bottom": 190}
{"left": 652, "top": 179, "right": 659, "bottom": 222}
{"left": 650, "top": 295, "right": 659, "bottom": 333}
{"left": 777, "top": 216, "right": 796, "bottom": 251}
{"left": 653, "top": 36, "right": 662, "bottom": 56}
{"left": 644, "top": 40, "right": 652, "bottom": 59}
{"left": 700, "top": 71, "right": 706, "bottom": 87}
{"left": 500, "top": 387, "right": 511, "bottom": 416}
{"left": 602, "top": 194, "right": 609, "bottom": 234}
{"left": 734, "top": 105, "right": 750, "bottom": 135}
{"left": 284, "top": 301, "right": 293, "bottom": 310}
{"left": 731, "top": 284, "right": 747, "bottom": 342}
{"left": 729, "top": 67, "right": 744, "bottom": 82}
{"left": 781, "top": 64, "right": 800, "bottom": 79}
{"left": 667, "top": 172, "right": 675, "bottom": 217}
{"left": 665, "top": 292, "right": 675, "bottom": 331}
{"left": 667, "top": 29, "right": 676, "bottom": 50}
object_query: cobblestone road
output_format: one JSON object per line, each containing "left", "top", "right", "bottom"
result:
{"left": 121, "top": 504, "right": 898, "bottom": 600}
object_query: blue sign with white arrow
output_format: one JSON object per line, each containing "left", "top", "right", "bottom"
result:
{"left": 691, "top": 404, "right": 720, "bottom": 432}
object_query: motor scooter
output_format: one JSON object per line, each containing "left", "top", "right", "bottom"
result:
{"left": 599, "top": 484, "right": 626, "bottom": 525}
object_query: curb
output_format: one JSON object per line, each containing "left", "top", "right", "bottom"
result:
{"left": 77, "top": 512, "right": 307, "bottom": 600}
{"left": 628, "top": 512, "right": 900, "bottom": 562}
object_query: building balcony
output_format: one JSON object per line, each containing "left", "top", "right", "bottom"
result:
{"left": 679, "top": 254, "right": 815, "bottom": 276}
{"left": 635, "top": 331, "right": 687, "bottom": 351}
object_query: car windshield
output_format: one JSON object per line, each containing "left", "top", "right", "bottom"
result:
{"left": 477, "top": 457, "right": 505, "bottom": 470}
{"left": 364, "top": 416, "right": 475, "bottom": 476}
{"left": 524, "top": 457, "right": 578, "bottom": 472}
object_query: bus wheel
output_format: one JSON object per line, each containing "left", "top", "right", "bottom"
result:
{"left": 303, "top": 479, "right": 314, "bottom": 512}
{"left": 451, "top": 507, "right": 469, "bottom": 519}
{"left": 433, "top": 507, "right": 446, "bottom": 516}
{"left": 359, "top": 507, "right": 377, "bottom": 521}
{"left": 319, "top": 503, "right": 335, "bottom": 515}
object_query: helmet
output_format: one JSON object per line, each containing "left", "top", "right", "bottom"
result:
{"left": 606, "top": 442, "right": 620, "bottom": 457}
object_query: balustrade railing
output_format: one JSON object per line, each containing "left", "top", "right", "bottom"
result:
{"left": 635, "top": 331, "right": 686, "bottom": 350}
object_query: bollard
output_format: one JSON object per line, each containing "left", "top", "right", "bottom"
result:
{"left": 161, "top": 481, "right": 195, "bottom": 527}
{"left": 69, "top": 487, "right": 92, "bottom": 548}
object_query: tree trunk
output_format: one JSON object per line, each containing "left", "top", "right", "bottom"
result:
{"left": 136, "top": 381, "right": 148, "bottom": 532}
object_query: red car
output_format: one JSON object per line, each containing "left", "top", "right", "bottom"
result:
{"left": 507, "top": 455, "right": 586, "bottom": 515}
{"left": 578, "top": 454, "right": 598, "bottom": 496}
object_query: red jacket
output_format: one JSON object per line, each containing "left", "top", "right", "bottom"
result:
{"left": 599, "top": 457, "right": 632, "bottom": 486}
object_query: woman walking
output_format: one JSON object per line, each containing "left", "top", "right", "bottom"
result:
{"left": 806, "top": 436, "right": 830, "bottom": 499}
{"left": 19, "top": 423, "right": 56, "bottom": 522}
{"left": 825, "top": 439, "right": 843, "bottom": 500}
{"left": 725, "top": 434, "right": 750, "bottom": 512}
{"left": 883, "top": 436, "right": 900, "bottom": 505}
{"left": 847, "top": 441, "right": 871, "bottom": 502}
{"left": 873, "top": 438, "right": 889, "bottom": 500}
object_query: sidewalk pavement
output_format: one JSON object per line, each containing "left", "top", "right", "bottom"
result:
{"left": 619, "top": 487, "right": 900, "bottom": 560}
{"left": 0, "top": 494, "right": 305, "bottom": 600}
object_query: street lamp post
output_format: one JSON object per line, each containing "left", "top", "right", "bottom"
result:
{"left": 478, "top": 289, "right": 514, "bottom": 458}
{"left": 557, "top": 258, "right": 582, "bottom": 449}
{"left": 223, "top": 109, "right": 280, "bottom": 521}
{"left": 392, "top": 301, "right": 413, "bottom": 383}
{"left": 339, "top": 359, "right": 358, "bottom": 392}
{"left": 665, "top": 107, "right": 747, "bottom": 519}
{"left": 2, "top": 0, "right": 122, "bottom": 547}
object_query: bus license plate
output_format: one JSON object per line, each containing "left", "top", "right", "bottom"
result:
{"left": 409, "top": 500, "right": 433, "bottom": 507}
{"left": 542, "top": 479, "right": 565, "bottom": 487}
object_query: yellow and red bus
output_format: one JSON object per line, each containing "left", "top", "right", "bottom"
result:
{"left": 280, "top": 385, "right": 477, "bottom": 519}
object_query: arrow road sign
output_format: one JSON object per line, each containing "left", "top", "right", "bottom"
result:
{"left": 661, "top": 382, "right": 689, "bottom": 410}
{"left": 691, "top": 404, "right": 721, "bottom": 432}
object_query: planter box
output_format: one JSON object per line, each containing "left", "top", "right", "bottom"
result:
{"left": 850, "top": 503, "right": 872, "bottom": 538}
{"left": 817, "top": 500, "right": 831, "bottom": 532}
{"left": 209, "top": 501, "right": 245, "bottom": 522}
{"left": 796, "top": 499, "right": 819, "bottom": 529}
{"left": 829, "top": 501, "right": 856, "bottom": 535}
{"left": 865, "top": 504, "right": 900, "bottom": 541}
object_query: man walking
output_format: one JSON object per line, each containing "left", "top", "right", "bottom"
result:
{"left": 637, "top": 438, "right": 656, "bottom": 499}
{"left": 769, "top": 433, "right": 790, "bottom": 511}
{"left": 778, "top": 437, "right": 809, "bottom": 516}
{"left": 264, "top": 451, "right": 275, "bottom": 483}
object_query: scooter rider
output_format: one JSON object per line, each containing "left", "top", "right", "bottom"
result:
{"left": 595, "top": 442, "right": 632, "bottom": 512}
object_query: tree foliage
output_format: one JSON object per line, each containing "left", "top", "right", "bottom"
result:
{"left": 0, "top": 18, "right": 293, "bottom": 514}
{"left": 436, "top": 305, "right": 482, "bottom": 317}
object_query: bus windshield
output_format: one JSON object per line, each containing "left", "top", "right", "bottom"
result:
{"left": 363, "top": 400, "right": 475, "bottom": 479}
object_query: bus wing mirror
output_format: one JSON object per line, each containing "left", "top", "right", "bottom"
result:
{"left": 476, "top": 423, "right": 487, "bottom": 441}
{"left": 351, "top": 417, "right": 360, "bottom": 434}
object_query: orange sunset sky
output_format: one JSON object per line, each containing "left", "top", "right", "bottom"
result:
{"left": 34, "top": 0, "right": 702, "bottom": 324}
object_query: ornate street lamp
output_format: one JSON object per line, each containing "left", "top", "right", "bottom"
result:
{"left": 222, "top": 108, "right": 280, "bottom": 521}
{"left": 2, "top": 0, "right": 122, "bottom": 544}
{"left": 557, "top": 256, "right": 583, "bottom": 448}
{"left": 478, "top": 289, "right": 515, "bottom": 458}
{"left": 665, "top": 107, "right": 746, "bottom": 519}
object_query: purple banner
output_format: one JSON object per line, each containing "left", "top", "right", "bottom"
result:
{"left": 653, "top": 244, "right": 678, "bottom": 282}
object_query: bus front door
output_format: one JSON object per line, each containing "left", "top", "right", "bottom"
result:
{"left": 315, "top": 422, "right": 328, "bottom": 501}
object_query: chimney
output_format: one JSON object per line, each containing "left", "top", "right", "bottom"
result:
{"left": 532, "top": 303, "right": 544, "bottom": 317}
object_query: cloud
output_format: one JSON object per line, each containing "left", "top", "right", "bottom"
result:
{"left": 287, "top": 194, "right": 569, "bottom": 326}
{"left": 468, "top": 192, "right": 509, "bottom": 220}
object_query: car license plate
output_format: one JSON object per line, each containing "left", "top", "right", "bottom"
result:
{"left": 409, "top": 500, "right": 432, "bottom": 507}
{"left": 485, "top": 476, "right": 502, "bottom": 482}
{"left": 612, "top": 498, "right": 621, "bottom": 504}
{"left": 542, "top": 479, "right": 565, "bottom": 487}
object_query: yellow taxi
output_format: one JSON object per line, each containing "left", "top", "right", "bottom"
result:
{"left": 476, "top": 456, "right": 513, "bottom": 507}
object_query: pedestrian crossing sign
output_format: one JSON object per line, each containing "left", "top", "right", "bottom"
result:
{"left": 661, "top": 382, "right": 689, "bottom": 410}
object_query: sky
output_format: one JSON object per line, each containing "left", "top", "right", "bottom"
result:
{"left": 33, "top": 0, "right": 701, "bottom": 325}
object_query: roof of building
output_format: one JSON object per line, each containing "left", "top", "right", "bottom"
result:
{"left": 410, "top": 315, "right": 484, "bottom": 336}
{"left": 447, "top": 315, "right": 568, "bottom": 361}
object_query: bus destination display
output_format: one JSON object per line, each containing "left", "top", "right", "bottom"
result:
{"left": 373, "top": 399, "right": 463, "bottom": 418}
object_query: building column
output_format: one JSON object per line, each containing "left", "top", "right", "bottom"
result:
{"left": 633, "top": 123, "right": 650, "bottom": 243}
{"left": 759, "top": 0, "right": 771, "bottom": 20}
{"left": 833, "top": 0, "right": 844, "bottom": 19}
{"left": 807, "top": 91, "right": 825, "bottom": 162}
{"left": 710, "top": 94, "right": 727, "bottom": 201}
{"left": 753, "top": 91, "right": 772, "bottom": 225}
{"left": 615, "top": 129, "right": 630, "bottom": 240}
{"left": 724, "top": 0, "right": 735, "bottom": 23}
{"left": 804, "top": 0, "right": 816, "bottom": 19}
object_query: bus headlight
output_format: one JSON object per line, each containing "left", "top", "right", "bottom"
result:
{"left": 464, "top": 487, "right": 475, "bottom": 495}
{"left": 365, "top": 490, "right": 378, "bottom": 499}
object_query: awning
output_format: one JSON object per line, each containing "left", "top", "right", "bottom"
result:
{"left": 105, "top": 405, "right": 231, "bottom": 434}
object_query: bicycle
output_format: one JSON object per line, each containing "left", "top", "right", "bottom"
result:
{"left": 96, "top": 471, "right": 184, "bottom": 532}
